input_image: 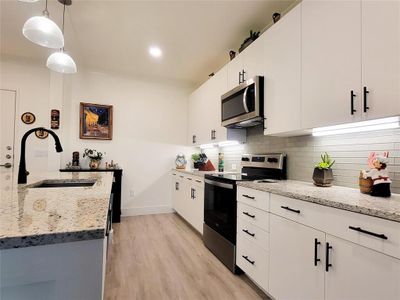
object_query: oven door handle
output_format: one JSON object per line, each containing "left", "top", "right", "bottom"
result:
{"left": 204, "top": 179, "right": 234, "bottom": 189}
{"left": 242, "top": 86, "right": 250, "bottom": 113}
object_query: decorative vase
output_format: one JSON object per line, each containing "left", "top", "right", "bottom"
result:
{"left": 312, "top": 168, "right": 334, "bottom": 187}
{"left": 89, "top": 159, "right": 100, "bottom": 170}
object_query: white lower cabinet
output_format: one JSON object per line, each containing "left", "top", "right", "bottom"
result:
{"left": 237, "top": 187, "right": 400, "bottom": 300}
{"left": 269, "top": 214, "right": 325, "bottom": 300}
{"left": 171, "top": 172, "right": 204, "bottom": 234}
{"left": 325, "top": 235, "right": 400, "bottom": 300}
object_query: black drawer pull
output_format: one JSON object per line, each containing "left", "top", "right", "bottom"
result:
{"left": 325, "top": 242, "right": 333, "bottom": 272}
{"left": 195, "top": 180, "right": 202, "bottom": 183}
{"left": 281, "top": 206, "right": 300, "bottom": 214}
{"left": 350, "top": 90, "right": 357, "bottom": 115}
{"left": 242, "top": 212, "right": 255, "bottom": 218}
{"left": 314, "top": 238, "right": 321, "bottom": 266}
{"left": 349, "top": 226, "right": 388, "bottom": 240}
{"left": 242, "top": 194, "right": 255, "bottom": 200}
{"left": 242, "top": 255, "right": 255, "bottom": 265}
{"left": 242, "top": 229, "right": 255, "bottom": 237}
{"left": 363, "top": 86, "right": 370, "bottom": 112}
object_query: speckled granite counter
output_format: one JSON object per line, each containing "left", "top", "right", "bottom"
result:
{"left": 0, "top": 172, "right": 113, "bottom": 250}
{"left": 237, "top": 180, "right": 400, "bottom": 223}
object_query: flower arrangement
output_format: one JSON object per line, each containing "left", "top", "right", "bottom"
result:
{"left": 83, "top": 148, "right": 105, "bottom": 160}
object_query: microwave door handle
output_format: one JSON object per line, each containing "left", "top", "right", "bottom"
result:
{"left": 242, "top": 86, "right": 250, "bottom": 113}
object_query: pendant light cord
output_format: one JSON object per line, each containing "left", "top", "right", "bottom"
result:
{"left": 62, "top": 3, "right": 65, "bottom": 34}
{"left": 43, "top": 0, "right": 49, "bottom": 17}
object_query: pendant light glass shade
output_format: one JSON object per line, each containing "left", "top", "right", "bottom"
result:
{"left": 22, "top": 15, "right": 64, "bottom": 49}
{"left": 46, "top": 51, "right": 77, "bottom": 74}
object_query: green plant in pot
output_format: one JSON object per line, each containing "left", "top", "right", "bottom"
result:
{"left": 313, "top": 152, "right": 335, "bottom": 187}
{"left": 191, "top": 153, "right": 202, "bottom": 169}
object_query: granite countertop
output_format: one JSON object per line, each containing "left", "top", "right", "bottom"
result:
{"left": 0, "top": 171, "right": 113, "bottom": 250}
{"left": 237, "top": 180, "right": 400, "bottom": 223}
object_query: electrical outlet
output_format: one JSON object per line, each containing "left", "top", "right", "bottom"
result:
{"left": 231, "top": 164, "right": 237, "bottom": 170}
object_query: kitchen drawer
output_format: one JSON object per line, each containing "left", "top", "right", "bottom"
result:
{"left": 270, "top": 193, "right": 400, "bottom": 259}
{"left": 237, "top": 186, "right": 270, "bottom": 211}
{"left": 237, "top": 234, "right": 269, "bottom": 291}
{"left": 192, "top": 177, "right": 204, "bottom": 188}
{"left": 237, "top": 202, "right": 269, "bottom": 232}
{"left": 321, "top": 205, "right": 400, "bottom": 260}
{"left": 237, "top": 217, "right": 269, "bottom": 251}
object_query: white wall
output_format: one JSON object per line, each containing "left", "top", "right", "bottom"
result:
{"left": 0, "top": 58, "right": 64, "bottom": 174}
{"left": 62, "top": 70, "right": 193, "bottom": 215}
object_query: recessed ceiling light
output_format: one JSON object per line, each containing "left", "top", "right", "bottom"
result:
{"left": 149, "top": 46, "right": 162, "bottom": 58}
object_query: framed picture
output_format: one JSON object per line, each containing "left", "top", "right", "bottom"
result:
{"left": 79, "top": 102, "right": 113, "bottom": 140}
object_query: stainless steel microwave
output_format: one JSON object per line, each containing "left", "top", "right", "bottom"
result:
{"left": 221, "top": 76, "right": 264, "bottom": 128}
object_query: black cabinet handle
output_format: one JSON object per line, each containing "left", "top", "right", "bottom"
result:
{"left": 242, "top": 194, "right": 255, "bottom": 200}
{"left": 325, "top": 242, "right": 333, "bottom": 272}
{"left": 195, "top": 180, "right": 202, "bottom": 183}
{"left": 242, "top": 255, "right": 255, "bottom": 265}
{"left": 349, "top": 226, "right": 388, "bottom": 240}
{"left": 242, "top": 229, "right": 255, "bottom": 237}
{"left": 350, "top": 90, "right": 357, "bottom": 115}
{"left": 281, "top": 206, "right": 300, "bottom": 214}
{"left": 175, "top": 182, "right": 179, "bottom": 190}
{"left": 239, "top": 71, "right": 242, "bottom": 84}
{"left": 314, "top": 238, "right": 321, "bottom": 266}
{"left": 192, "top": 188, "right": 196, "bottom": 199}
{"left": 363, "top": 86, "right": 370, "bottom": 112}
{"left": 190, "top": 188, "right": 194, "bottom": 199}
{"left": 187, "top": 178, "right": 192, "bottom": 181}
{"left": 242, "top": 211, "right": 255, "bottom": 218}
{"left": 242, "top": 69, "right": 246, "bottom": 82}
{"left": 192, "top": 135, "right": 196, "bottom": 144}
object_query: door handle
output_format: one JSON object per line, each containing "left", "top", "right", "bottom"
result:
{"left": 363, "top": 86, "right": 370, "bottom": 113}
{"left": 325, "top": 242, "right": 333, "bottom": 272}
{"left": 242, "top": 211, "right": 255, "bottom": 218}
{"left": 280, "top": 206, "right": 300, "bottom": 214}
{"left": 242, "top": 229, "right": 255, "bottom": 237}
{"left": 350, "top": 90, "right": 357, "bottom": 115}
{"left": 348, "top": 226, "right": 388, "bottom": 240}
{"left": 242, "top": 194, "right": 255, "bottom": 200}
{"left": 242, "top": 255, "right": 255, "bottom": 265}
{"left": 314, "top": 238, "right": 321, "bottom": 266}
{"left": 242, "top": 87, "right": 250, "bottom": 113}
{"left": 0, "top": 163, "right": 12, "bottom": 168}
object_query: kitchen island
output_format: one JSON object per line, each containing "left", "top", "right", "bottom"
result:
{"left": 0, "top": 171, "right": 113, "bottom": 300}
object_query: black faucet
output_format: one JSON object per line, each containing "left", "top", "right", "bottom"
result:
{"left": 18, "top": 127, "right": 63, "bottom": 184}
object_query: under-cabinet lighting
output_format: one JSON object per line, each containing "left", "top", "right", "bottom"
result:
{"left": 200, "top": 143, "right": 215, "bottom": 149}
{"left": 218, "top": 140, "right": 240, "bottom": 147}
{"left": 149, "top": 46, "right": 162, "bottom": 58}
{"left": 312, "top": 116, "right": 400, "bottom": 137}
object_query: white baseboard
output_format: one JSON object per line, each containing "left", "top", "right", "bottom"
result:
{"left": 121, "top": 205, "right": 174, "bottom": 217}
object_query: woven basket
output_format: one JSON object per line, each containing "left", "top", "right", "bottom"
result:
{"left": 359, "top": 171, "right": 373, "bottom": 194}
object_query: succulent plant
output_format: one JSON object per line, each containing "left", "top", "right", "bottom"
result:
{"left": 316, "top": 152, "right": 335, "bottom": 170}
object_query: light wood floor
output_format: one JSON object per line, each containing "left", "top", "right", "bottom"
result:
{"left": 104, "top": 213, "right": 269, "bottom": 300}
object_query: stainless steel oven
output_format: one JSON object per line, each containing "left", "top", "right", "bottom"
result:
{"left": 221, "top": 76, "right": 264, "bottom": 128}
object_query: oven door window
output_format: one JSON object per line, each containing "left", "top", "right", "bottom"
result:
{"left": 221, "top": 83, "right": 255, "bottom": 122}
{"left": 204, "top": 181, "right": 236, "bottom": 243}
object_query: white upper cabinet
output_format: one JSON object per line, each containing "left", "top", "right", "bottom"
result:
{"left": 361, "top": 0, "right": 400, "bottom": 120}
{"left": 301, "top": 0, "right": 362, "bottom": 129}
{"left": 264, "top": 3, "right": 301, "bottom": 135}
{"left": 188, "top": 87, "right": 206, "bottom": 146}
{"left": 227, "top": 35, "right": 266, "bottom": 90}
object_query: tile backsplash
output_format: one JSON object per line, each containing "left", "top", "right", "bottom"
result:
{"left": 203, "top": 126, "right": 400, "bottom": 194}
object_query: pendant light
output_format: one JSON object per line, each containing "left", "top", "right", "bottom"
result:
{"left": 46, "top": 0, "right": 77, "bottom": 74}
{"left": 22, "top": 0, "right": 64, "bottom": 49}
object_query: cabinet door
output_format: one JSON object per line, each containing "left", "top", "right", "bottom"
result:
{"left": 269, "top": 214, "right": 325, "bottom": 300}
{"left": 171, "top": 174, "right": 179, "bottom": 210}
{"left": 172, "top": 175, "right": 185, "bottom": 215}
{"left": 301, "top": 0, "right": 362, "bottom": 129}
{"left": 362, "top": 1, "right": 400, "bottom": 120}
{"left": 188, "top": 86, "right": 208, "bottom": 146}
{"left": 227, "top": 54, "right": 244, "bottom": 90}
{"left": 325, "top": 235, "right": 400, "bottom": 300}
{"left": 190, "top": 184, "right": 204, "bottom": 234}
{"left": 242, "top": 34, "right": 266, "bottom": 81}
{"left": 264, "top": 3, "right": 301, "bottom": 135}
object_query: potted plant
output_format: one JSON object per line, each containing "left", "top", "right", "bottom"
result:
{"left": 313, "top": 152, "right": 335, "bottom": 187}
{"left": 83, "top": 148, "right": 105, "bottom": 170}
{"left": 191, "top": 153, "right": 202, "bottom": 169}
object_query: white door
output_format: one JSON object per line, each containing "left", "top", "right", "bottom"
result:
{"left": 0, "top": 90, "right": 16, "bottom": 175}
{"left": 187, "top": 183, "right": 204, "bottom": 234}
{"left": 187, "top": 88, "right": 205, "bottom": 146}
{"left": 361, "top": 0, "right": 400, "bottom": 120}
{"left": 227, "top": 54, "right": 244, "bottom": 90}
{"left": 269, "top": 214, "right": 325, "bottom": 300}
{"left": 325, "top": 234, "right": 400, "bottom": 300}
{"left": 264, "top": 3, "right": 301, "bottom": 135}
{"left": 301, "top": 0, "right": 362, "bottom": 129}
{"left": 242, "top": 35, "right": 265, "bottom": 81}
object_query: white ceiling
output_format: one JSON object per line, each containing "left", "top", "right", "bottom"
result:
{"left": 1, "top": 0, "right": 295, "bottom": 87}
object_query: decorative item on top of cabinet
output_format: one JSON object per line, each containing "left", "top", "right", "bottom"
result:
{"left": 50, "top": 109, "right": 60, "bottom": 129}
{"left": 72, "top": 151, "right": 80, "bottom": 167}
{"left": 105, "top": 160, "right": 119, "bottom": 170}
{"left": 83, "top": 148, "right": 105, "bottom": 170}
{"left": 239, "top": 30, "right": 260, "bottom": 53}
{"left": 175, "top": 154, "right": 187, "bottom": 170}
{"left": 272, "top": 12, "right": 281, "bottom": 23}
{"left": 208, "top": 72, "right": 215, "bottom": 78}
{"left": 312, "top": 152, "right": 335, "bottom": 187}
{"left": 229, "top": 50, "right": 236, "bottom": 60}
{"left": 361, "top": 152, "right": 391, "bottom": 197}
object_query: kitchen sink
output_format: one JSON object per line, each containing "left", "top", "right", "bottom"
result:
{"left": 30, "top": 179, "right": 96, "bottom": 188}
